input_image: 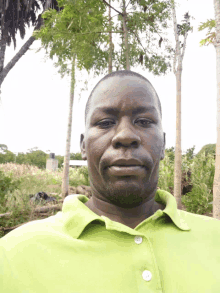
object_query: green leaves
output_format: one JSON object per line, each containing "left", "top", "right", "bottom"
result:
{"left": 33, "top": 0, "right": 109, "bottom": 77}
{"left": 33, "top": 0, "right": 174, "bottom": 77}
{"left": 198, "top": 19, "right": 216, "bottom": 47}
{"left": 198, "top": 19, "right": 216, "bottom": 33}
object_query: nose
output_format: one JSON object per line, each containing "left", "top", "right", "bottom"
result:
{"left": 111, "top": 117, "right": 141, "bottom": 148}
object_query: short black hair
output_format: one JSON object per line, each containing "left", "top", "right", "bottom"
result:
{"left": 85, "top": 70, "right": 162, "bottom": 125}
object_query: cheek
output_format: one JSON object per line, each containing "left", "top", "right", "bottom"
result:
{"left": 147, "top": 131, "right": 163, "bottom": 156}
{"left": 85, "top": 130, "right": 110, "bottom": 166}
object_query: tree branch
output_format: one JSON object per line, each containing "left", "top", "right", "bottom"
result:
{"left": 0, "top": 14, "right": 44, "bottom": 87}
{"left": 102, "top": 0, "right": 123, "bottom": 16}
{"left": 181, "top": 32, "right": 188, "bottom": 60}
{"left": 125, "top": 0, "right": 131, "bottom": 9}
{"left": 129, "top": 28, "right": 148, "bottom": 54}
{"left": 171, "top": 0, "right": 180, "bottom": 74}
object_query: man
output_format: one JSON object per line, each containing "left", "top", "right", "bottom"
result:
{"left": 1, "top": 70, "right": 220, "bottom": 293}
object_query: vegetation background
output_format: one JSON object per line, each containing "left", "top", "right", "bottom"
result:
{"left": 0, "top": 143, "right": 215, "bottom": 238}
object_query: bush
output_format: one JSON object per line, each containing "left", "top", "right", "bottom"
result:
{"left": 0, "top": 170, "right": 21, "bottom": 208}
{"left": 69, "top": 166, "right": 90, "bottom": 187}
{"left": 77, "top": 166, "right": 90, "bottom": 186}
{"left": 181, "top": 182, "right": 213, "bottom": 215}
{"left": 181, "top": 151, "right": 215, "bottom": 214}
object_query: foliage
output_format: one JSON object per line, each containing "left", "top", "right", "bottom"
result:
{"left": 0, "top": 142, "right": 217, "bottom": 218}
{"left": 0, "top": 0, "right": 62, "bottom": 51}
{"left": 184, "top": 145, "right": 196, "bottom": 161}
{"left": 56, "top": 155, "right": 64, "bottom": 168}
{"left": 111, "top": 0, "right": 174, "bottom": 74}
{"left": 0, "top": 145, "right": 65, "bottom": 169}
{"left": 33, "top": 0, "right": 177, "bottom": 76}
{"left": 0, "top": 170, "right": 21, "bottom": 207}
{"left": 70, "top": 152, "right": 83, "bottom": 160}
{"left": 159, "top": 144, "right": 215, "bottom": 215}
{"left": 195, "top": 143, "right": 216, "bottom": 159}
{"left": 158, "top": 152, "right": 174, "bottom": 193}
{"left": 0, "top": 162, "right": 90, "bottom": 214}
{"left": 0, "top": 143, "right": 217, "bottom": 238}
{"left": 176, "top": 12, "right": 193, "bottom": 36}
{"left": 33, "top": 0, "right": 109, "bottom": 78}
{"left": 77, "top": 166, "right": 90, "bottom": 186}
{"left": 165, "top": 146, "right": 175, "bottom": 163}
{"left": 181, "top": 151, "right": 215, "bottom": 215}
{"left": 198, "top": 19, "right": 216, "bottom": 46}
{"left": 0, "top": 144, "right": 8, "bottom": 152}
{"left": 0, "top": 150, "right": 15, "bottom": 164}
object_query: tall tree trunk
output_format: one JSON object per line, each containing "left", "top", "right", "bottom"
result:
{"left": 0, "top": 0, "right": 6, "bottom": 74}
{"left": 213, "top": 0, "right": 220, "bottom": 219}
{"left": 122, "top": 0, "right": 130, "bottom": 70}
{"left": 108, "top": 0, "right": 112, "bottom": 73}
{"left": 0, "top": 14, "right": 44, "bottom": 90}
{"left": 62, "top": 54, "right": 76, "bottom": 198}
{"left": 171, "top": 0, "right": 183, "bottom": 210}
{"left": 174, "top": 65, "right": 182, "bottom": 209}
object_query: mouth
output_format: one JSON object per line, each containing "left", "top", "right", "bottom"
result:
{"left": 107, "top": 165, "right": 147, "bottom": 176}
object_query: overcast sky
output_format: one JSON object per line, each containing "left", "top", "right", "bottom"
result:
{"left": 0, "top": 0, "right": 216, "bottom": 157}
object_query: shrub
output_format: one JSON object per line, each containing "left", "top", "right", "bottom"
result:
{"left": 0, "top": 170, "right": 21, "bottom": 208}
{"left": 181, "top": 151, "right": 215, "bottom": 214}
{"left": 69, "top": 166, "right": 90, "bottom": 187}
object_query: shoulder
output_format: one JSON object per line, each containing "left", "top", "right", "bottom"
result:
{"left": 0, "top": 211, "right": 64, "bottom": 250}
{"left": 179, "top": 209, "right": 220, "bottom": 233}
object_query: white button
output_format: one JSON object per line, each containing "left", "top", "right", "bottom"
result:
{"left": 134, "top": 236, "right": 143, "bottom": 244}
{"left": 142, "top": 270, "right": 152, "bottom": 281}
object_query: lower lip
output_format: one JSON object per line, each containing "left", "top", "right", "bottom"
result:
{"left": 107, "top": 166, "right": 146, "bottom": 176}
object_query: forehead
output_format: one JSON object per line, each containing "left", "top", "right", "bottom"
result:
{"left": 89, "top": 75, "right": 159, "bottom": 114}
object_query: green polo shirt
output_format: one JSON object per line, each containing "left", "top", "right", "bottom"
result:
{"left": 1, "top": 189, "right": 220, "bottom": 293}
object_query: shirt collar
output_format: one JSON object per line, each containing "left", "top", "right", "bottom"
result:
{"left": 61, "top": 189, "right": 190, "bottom": 239}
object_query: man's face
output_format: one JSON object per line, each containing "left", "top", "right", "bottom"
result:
{"left": 81, "top": 75, "right": 166, "bottom": 208}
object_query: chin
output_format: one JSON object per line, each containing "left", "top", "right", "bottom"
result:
{"left": 103, "top": 181, "right": 157, "bottom": 208}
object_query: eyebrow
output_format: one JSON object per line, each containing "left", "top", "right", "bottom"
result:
{"left": 93, "top": 106, "right": 157, "bottom": 116}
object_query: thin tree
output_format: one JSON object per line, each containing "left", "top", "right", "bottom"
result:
{"left": 0, "top": 0, "right": 63, "bottom": 95}
{"left": 33, "top": 0, "right": 109, "bottom": 198}
{"left": 200, "top": 0, "right": 220, "bottom": 219}
{"left": 102, "top": 0, "right": 173, "bottom": 74}
{"left": 108, "top": 0, "right": 113, "bottom": 73}
{"left": 62, "top": 52, "right": 76, "bottom": 197}
{"left": 171, "top": 0, "right": 193, "bottom": 209}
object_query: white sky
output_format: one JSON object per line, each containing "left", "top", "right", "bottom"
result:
{"left": 0, "top": 0, "right": 216, "bottom": 157}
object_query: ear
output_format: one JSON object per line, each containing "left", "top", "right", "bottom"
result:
{"left": 160, "top": 132, "right": 166, "bottom": 160}
{"left": 80, "top": 133, "right": 87, "bottom": 160}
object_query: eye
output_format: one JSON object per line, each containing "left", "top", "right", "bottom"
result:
{"left": 97, "top": 120, "right": 115, "bottom": 128}
{"left": 135, "top": 119, "right": 153, "bottom": 127}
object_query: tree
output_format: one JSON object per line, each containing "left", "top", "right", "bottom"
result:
{"left": 212, "top": 0, "right": 220, "bottom": 220}
{"left": 0, "top": 144, "right": 8, "bottom": 153}
{"left": 0, "top": 150, "right": 15, "bottom": 164}
{"left": 108, "top": 0, "right": 113, "bottom": 73}
{"left": 170, "top": 0, "right": 193, "bottom": 209}
{"left": 102, "top": 0, "right": 173, "bottom": 74}
{"left": 70, "top": 153, "right": 83, "bottom": 160}
{"left": 0, "top": 0, "right": 63, "bottom": 96}
{"left": 62, "top": 53, "right": 76, "bottom": 196}
{"left": 198, "top": 2, "right": 220, "bottom": 220}
{"left": 33, "top": 0, "right": 109, "bottom": 197}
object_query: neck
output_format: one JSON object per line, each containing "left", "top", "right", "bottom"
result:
{"left": 84, "top": 194, "right": 164, "bottom": 229}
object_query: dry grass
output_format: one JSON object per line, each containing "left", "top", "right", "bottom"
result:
{"left": 0, "top": 162, "right": 90, "bottom": 238}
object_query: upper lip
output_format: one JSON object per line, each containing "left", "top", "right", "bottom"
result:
{"left": 109, "top": 158, "right": 144, "bottom": 167}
